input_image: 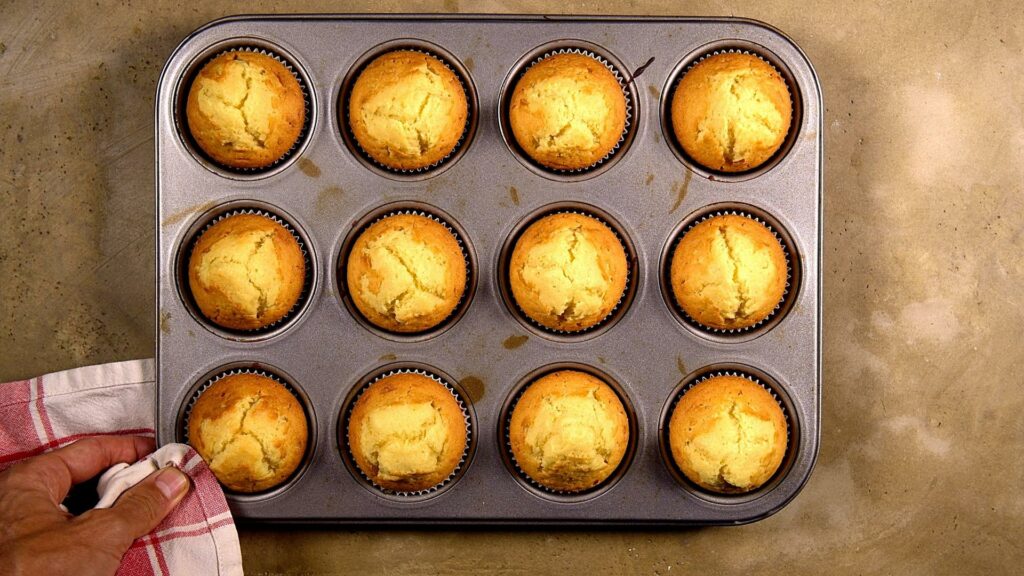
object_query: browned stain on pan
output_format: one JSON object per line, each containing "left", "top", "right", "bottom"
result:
{"left": 502, "top": 334, "right": 528, "bottom": 349}
{"left": 670, "top": 170, "right": 693, "bottom": 214}
{"left": 298, "top": 158, "right": 321, "bottom": 178}
{"left": 460, "top": 375, "right": 485, "bottom": 403}
{"left": 509, "top": 186, "right": 520, "bottom": 206}
{"left": 316, "top": 186, "right": 344, "bottom": 213}
{"left": 162, "top": 201, "right": 216, "bottom": 227}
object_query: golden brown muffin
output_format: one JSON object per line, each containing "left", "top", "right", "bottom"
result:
{"left": 348, "top": 50, "right": 468, "bottom": 170}
{"left": 670, "top": 214, "right": 787, "bottom": 330}
{"left": 509, "top": 53, "right": 627, "bottom": 170}
{"left": 671, "top": 52, "right": 791, "bottom": 172}
{"left": 188, "top": 213, "right": 305, "bottom": 331}
{"left": 188, "top": 373, "right": 308, "bottom": 493}
{"left": 186, "top": 51, "right": 306, "bottom": 169}
{"left": 347, "top": 372, "right": 468, "bottom": 492}
{"left": 668, "top": 375, "right": 787, "bottom": 493}
{"left": 346, "top": 214, "right": 466, "bottom": 333}
{"left": 509, "top": 213, "right": 628, "bottom": 332}
{"left": 509, "top": 370, "right": 629, "bottom": 492}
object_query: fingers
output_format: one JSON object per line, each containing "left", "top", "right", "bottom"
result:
{"left": 8, "top": 436, "right": 156, "bottom": 505}
{"left": 81, "top": 467, "right": 190, "bottom": 549}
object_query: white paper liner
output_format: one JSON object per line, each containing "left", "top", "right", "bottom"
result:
{"left": 666, "top": 209, "right": 792, "bottom": 335}
{"left": 510, "top": 47, "right": 634, "bottom": 174}
{"left": 342, "top": 368, "right": 472, "bottom": 497}
{"left": 342, "top": 47, "right": 472, "bottom": 175}
{"left": 344, "top": 208, "right": 472, "bottom": 335}
{"left": 186, "top": 46, "right": 312, "bottom": 174}
{"left": 502, "top": 371, "right": 630, "bottom": 496}
{"left": 181, "top": 367, "right": 311, "bottom": 494}
{"left": 668, "top": 48, "right": 794, "bottom": 173}
{"left": 506, "top": 208, "right": 633, "bottom": 336}
{"left": 664, "top": 369, "right": 791, "bottom": 494}
{"left": 186, "top": 207, "right": 312, "bottom": 335}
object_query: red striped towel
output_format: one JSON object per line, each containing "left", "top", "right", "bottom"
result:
{"left": 0, "top": 359, "right": 242, "bottom": 575}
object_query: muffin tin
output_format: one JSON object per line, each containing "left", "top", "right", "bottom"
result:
{"left": 156, "top": 14, "right": 821, "bottom": 525}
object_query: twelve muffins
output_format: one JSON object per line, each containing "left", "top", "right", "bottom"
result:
{"left": 173, "top": 41, "right": 806, "bottom": 504}
{"left": 508, "top": 370, "right": 630, "bottom": 492}
{"left": 345, "top": 213, "right": 467, "bottom": 333}
{"left": 188, "top": 373, "right": 308, "bottom": 493}
{"left": 348, "top": 50, "right": 468, "bottom": 170}
{"left": 188, "top": 213, "right": 305, "bottom": 331}
{"left": 186, "top": 50, "right": 306, "bottom": 169}
{"left": 347, "top": 372, "right": 468, "bottom": 492}
{"left": 668, "top": 374, "right": 787, "bottom": 493}
{"left": 671, "top": 52, "right": 792, "bottom": 172}
{"left": 509, "top": 212, "right": 628, "bottom": 332}
{"left": 669, "top": 213, "right": 787, "bottom": 330}
{"left": 509, "top": 52, "right": 627, "bottom": 170}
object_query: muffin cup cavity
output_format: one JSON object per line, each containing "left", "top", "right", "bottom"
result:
{"left": 497, "top": 202, "right": 638, "bottom": 342}
{"left": 336, "top": 202, "right": 476, "bottom": 342}
{"left": 659, "top": 202, "right": 800, "bottom": 342}
{"left": 498, "top": 362, "right": 638, "bottom": 502}
{"left": 175, "top": 201, "right": 316, "bottom": 341}
{"left": 337, "top": 363, "right": 475, "bottom": 500}
{"left": 338, "top": 40, "right": 478, "bottom": 180}
{"left": 661, "top": 40, "right": 801, "bottom": 182}
{"left": 498, "top": 41, "right": 638, "bottom": 182}
{"left": 177, "top": 362, "right": 317, "bottom": 501}
{"left": 175, "top": 40, "right": 315, "bottom": 179}
{"left": 658, "top": 364, "right": 798, "bottom": 504}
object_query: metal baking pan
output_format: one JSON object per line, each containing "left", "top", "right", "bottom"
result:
{"left": 155, "top": 14, "right": 822, "bottom": 525}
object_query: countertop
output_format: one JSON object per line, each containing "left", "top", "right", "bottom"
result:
{"left": 1, "top": 1, "right": 1022, "bottom": 574}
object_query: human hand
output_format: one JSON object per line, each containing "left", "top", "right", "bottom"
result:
{"left": 0, "top": 436, "right": 190, "bottom": 576}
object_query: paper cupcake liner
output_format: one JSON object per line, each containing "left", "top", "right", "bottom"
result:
{"left": 342, "top": 47, "right": 473, "bottom": 176}
{"left": 664, "top": 369, "right": 792, "bottom": 490}
{"left": 668, "top": 48, "right": 794, "bottom": 171}
{"left": 342, "top": 367, "right": 472, "bottom": 497}
{"left": 186, "top": 207, "right": 313, "bottom": 335}
{"left": 346, "top": 207, "right": 473, "bottom": 336}
{"left": 665, "top": 209, "right": 792, "bottom": 335}
{"left": 501, "top": 372, "right": 626, "bottom": 496}
{"left": 506, "top": 208, "right": 633, "bottom": 337}
{"left": 512, "top": 47, "right": 634, "bottom": 175}
{"left": 182, "top": 367, "right": 305, "bottom": 445}
{"left": 187, "top": 46, "right": 313, "bottom": 174}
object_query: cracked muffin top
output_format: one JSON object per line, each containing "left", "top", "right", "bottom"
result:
{"left": 669, "top": 213, "right": 787, "bottom": 330}
{"left": 508, "top": 53, "right": 626, "bottom": 171}
{"left": 186, "top": 51, "right": 306, "bottom": 169}
{"left": 348, "top": 50, "right": 468, "bottom": 171}
{"left": 509, "top": 212, "right": 627, "bottom": 332}
{"left": 347, "top": 372, "right": 467, "bottom": 492}
{"left": 188, "top": 213, "right": 305, "bottom": 331}
{"left": 668, "top": 374, "right": 787, "bottom": 493}
{"left": 670, "top": 52, "right": 791, "bottom": 173}
{"left": 345, "top": 213, "right": 466, "bottom": 333}
{"left": 509, "top": 370, "right": 629, "bottom": 492}
{"left": 188, "top": 373, "right": 308, "bottom": 493}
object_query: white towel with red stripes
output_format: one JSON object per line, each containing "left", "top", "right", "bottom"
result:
{"left": 0, "top": 359, "right": 242, "bottom": 576}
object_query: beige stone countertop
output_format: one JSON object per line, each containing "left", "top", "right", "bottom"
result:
{"left": 1, "top": 1, "right": 1022, "bottom": 574}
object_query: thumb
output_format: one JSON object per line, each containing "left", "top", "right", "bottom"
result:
{"left": 83, "top": 466, "right": 190, "bottom": 547}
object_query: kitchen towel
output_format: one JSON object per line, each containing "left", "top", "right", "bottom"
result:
{"left": 0, "top": 359, "right": 242, "bottom": 576}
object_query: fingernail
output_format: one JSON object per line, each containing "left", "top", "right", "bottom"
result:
{"left": 154, "top": 467, "right": 189, "bottom": 500}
